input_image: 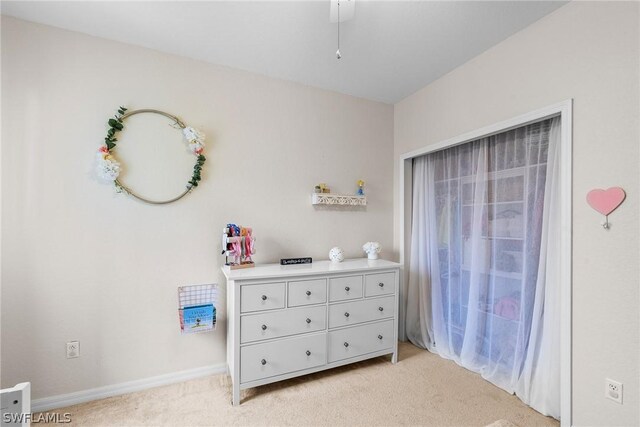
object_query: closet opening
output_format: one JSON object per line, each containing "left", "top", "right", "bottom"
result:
{"left": 398, "top": 101, "right": 572, "bottom": 425}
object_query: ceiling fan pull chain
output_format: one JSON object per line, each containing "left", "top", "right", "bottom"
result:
{"left": 336, "top": 0, "right": 342, "bottom": 59}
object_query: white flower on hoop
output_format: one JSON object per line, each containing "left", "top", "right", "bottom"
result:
{"left": 183, "top": 127, "right": 205, "bottom": 155}
{"left": 96, "top": 146, "right": 121, "bottom": 181}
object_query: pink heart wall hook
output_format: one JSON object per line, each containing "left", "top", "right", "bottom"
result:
{"left": 586, "top": 187, "right": 626, "bottom": 229}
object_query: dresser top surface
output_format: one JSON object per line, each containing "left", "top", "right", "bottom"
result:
{"left": 222, "top": 258, "right": 400, "bottom": 281}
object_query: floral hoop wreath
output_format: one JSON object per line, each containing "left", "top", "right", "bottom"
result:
{"left": 96, "top": 107, "right": 206, "bottom": 204}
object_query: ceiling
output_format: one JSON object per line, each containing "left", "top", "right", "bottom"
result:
{"left": 0, "top": 1, "right": 566, "bottom": 104}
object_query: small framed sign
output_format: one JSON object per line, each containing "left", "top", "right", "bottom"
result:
{"left": 280, "top": 257, "right": 312, "bottom": 265}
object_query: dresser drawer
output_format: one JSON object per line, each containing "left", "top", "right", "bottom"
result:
{"left": 241, "top": 282, "right": 285, "bottom": 313}
{"left": 364, "top": 272, "right": 395, "bottom": 297}
{"left": 241, "top": 305, "right": 326, "bottom": 344}
{"left": 329, "top": 275, "right": 363, "bottom": 302}
{"left": 241, "top": 333, "right": 327, "bottom": 383}
{"left": 288, "top": 279, "right": 327, "bottom": 307}
{"left": 328, "top": 295, "right": 394, "bottom": 328}
{"left": 328, "top": 320, "right": 394, "bottom": 363}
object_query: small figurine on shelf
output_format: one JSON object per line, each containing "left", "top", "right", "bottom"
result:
{"left": 356, "top": 179, "right": 365, "bottom": 196}
{"left": 317, "top": 183, "right": 330, "bottom": 194}
{"left": 314, "top": 185, "right": 322, "bottom": 194}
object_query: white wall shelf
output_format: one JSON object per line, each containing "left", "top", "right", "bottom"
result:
{"left": 311, "top": 194, "right": 367, "bottom": 206}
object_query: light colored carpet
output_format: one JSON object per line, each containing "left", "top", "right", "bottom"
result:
{"left": 45, "top": 342, "right": 558, "bottom": 426}
{"left": 485, "top": 421, "right": 519, "bottom": 427}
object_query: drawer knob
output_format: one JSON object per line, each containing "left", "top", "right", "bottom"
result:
{"left": 261, "top": 359, "right": 267, "bottom": 365}
{"left": 344, "top": 312, "right": 350, "bottom": 318}
{"left": 378, "top": 282, "right": 384, "bottom": 288}
{"left": 306, "top": 290, "right": 311, "bottom": 296}
{"left": 261, "top": 324, "right": 267, "bottom": 330}
{"left": 306, "top": 318, "right": 311, "bottom": 324}
{"left": 344, "top": 342, "right": 349, "bottom": 347}
{"left": 378, "top": 335, "right": 383, "bottom": 340}
{"left": 306, "top": 350, "right": 311, "bottom": 356}
{"left": 345, "top": 286, "right": 350, "bottom": 292}
{"left": 378, "top": 306, "right": 384, "bottom": 312}
{"left": 261, "top": 295, "right": 267, "bottom": 301}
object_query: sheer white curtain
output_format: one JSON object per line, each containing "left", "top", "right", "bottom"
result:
{"left": 406, "top": 117, "right": 561, "bottom": 419}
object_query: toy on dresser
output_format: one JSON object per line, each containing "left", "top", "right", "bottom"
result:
{"left": 222, "top": 224, "right": 256, "bottom": 270}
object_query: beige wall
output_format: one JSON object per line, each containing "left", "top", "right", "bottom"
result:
{"left": 0, "top": 17, "right": 394, "bottom": 399}
{"left": 393, "top": 2, "right": 639, "bottom": 426}
{"left": 3, "top": 2, "right": 639, "bottom": 424}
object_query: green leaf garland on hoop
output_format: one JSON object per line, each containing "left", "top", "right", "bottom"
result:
{"left": 96, "top": 106, "right": 207, "bottom": 201}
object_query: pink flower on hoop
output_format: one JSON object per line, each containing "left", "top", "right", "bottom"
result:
{"left": 98, "top": 146, "right": 109, "bottom": 153}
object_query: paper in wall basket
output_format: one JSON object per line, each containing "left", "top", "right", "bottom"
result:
{"left": 178, "top": 284, "right": 218, "bottom": 334}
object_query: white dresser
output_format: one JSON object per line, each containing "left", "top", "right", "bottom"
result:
{"left": 223, "top": 258, "right": 400, "bottom": 405}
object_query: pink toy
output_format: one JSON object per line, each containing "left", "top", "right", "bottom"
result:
{"left": 494, "top": 297, "right": 520, "bottom": 321}
{"left": 244, "top": 228, "right": 255, "bottom": 262}
{"left": 223, "top": 224, "right": 256, "bottom": 269}
{"left": 228, "top": 236, "right": 242, "bottom": 265}
{"left": 586, "top": 187, "right": 626, "bottom": 229}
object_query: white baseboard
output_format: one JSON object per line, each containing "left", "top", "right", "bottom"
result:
{"left": 32, "top": 363, "right": 227, "bottom": 413}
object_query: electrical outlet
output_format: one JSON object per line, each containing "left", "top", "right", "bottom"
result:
{"left": 66, "top": 341, "right": 80, "bottom": 359}
{"left": 605, "top": 378, "right": 623, "bottom": 404}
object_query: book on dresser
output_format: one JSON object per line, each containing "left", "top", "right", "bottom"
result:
{"left": 222, "top": 258, "right": 401, "bottom": 405}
